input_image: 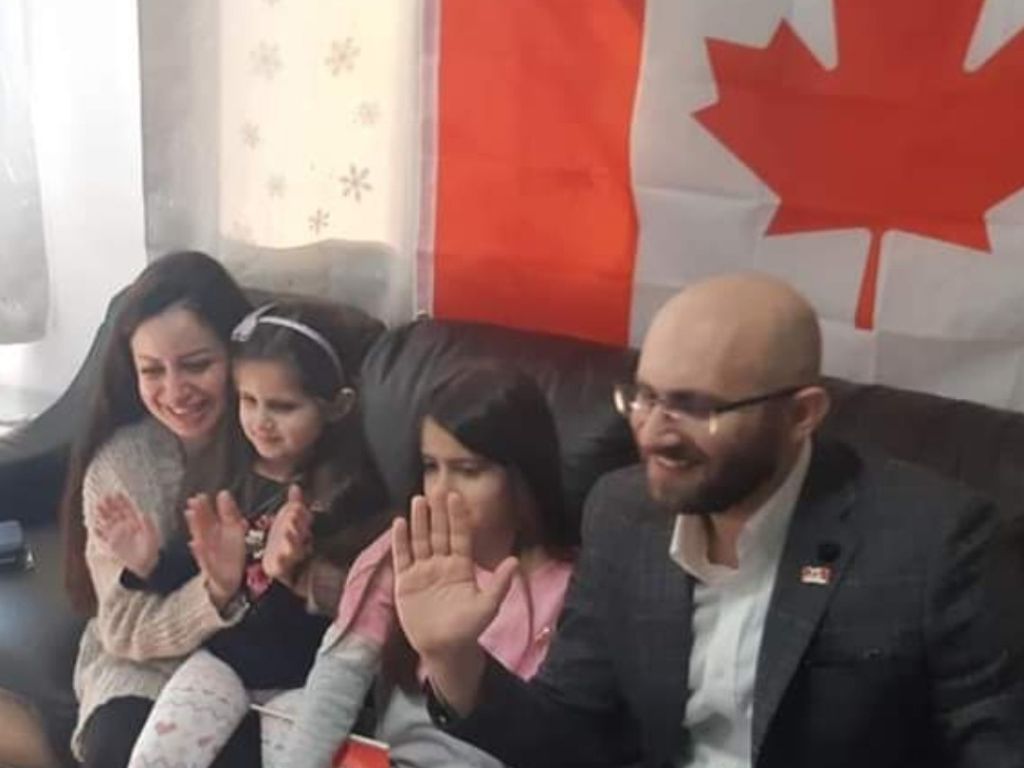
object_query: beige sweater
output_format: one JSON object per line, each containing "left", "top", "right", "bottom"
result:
{"left": 70, "top": 418, "right": 240, "bottom": 758}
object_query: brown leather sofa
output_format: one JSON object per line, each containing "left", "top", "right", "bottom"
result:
{"left": 0, "top": 298, "right": 1021, "bottom": 767}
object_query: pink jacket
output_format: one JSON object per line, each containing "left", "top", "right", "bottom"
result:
{"left": 334, "top": 529, "right": 572, "bottom": 679}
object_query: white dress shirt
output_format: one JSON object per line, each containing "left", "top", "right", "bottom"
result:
{"left": 669, "top": 441, "right": 812, "bottom": 768}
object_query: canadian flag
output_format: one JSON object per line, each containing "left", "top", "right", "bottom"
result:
{"left": 420, "top": 0, "right": 1024, "bottom": 410}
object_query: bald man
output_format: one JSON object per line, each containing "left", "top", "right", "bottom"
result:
{"left": 392, "top": 274, "right": 1024, "bottom": 768}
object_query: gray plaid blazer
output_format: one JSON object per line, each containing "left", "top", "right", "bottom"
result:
{"left": 448, "top": 440, "right": 1024, "bottom": 768}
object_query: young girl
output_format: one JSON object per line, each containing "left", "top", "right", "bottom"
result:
{"left": 95, "top": 301, "right": 389, "bottom": 768}
{"left": 282, "top": 363, "right": 577, "bottom": 768}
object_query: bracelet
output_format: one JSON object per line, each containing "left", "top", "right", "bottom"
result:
{"left": 219, "top": 589, "right": 251, "bottom": 621}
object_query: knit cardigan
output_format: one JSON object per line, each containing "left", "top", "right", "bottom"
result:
{"left": 70, "top": 418, "right": 241, "bottom": 758}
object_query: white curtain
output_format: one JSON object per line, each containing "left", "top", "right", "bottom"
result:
{"left": 0, "top": 0, "right": 48, "bottom": 343}
{"left": 138, "top": 0, "right": 423, "bottom": 326}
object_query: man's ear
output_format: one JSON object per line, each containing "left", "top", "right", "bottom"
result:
{"left": 790, "top": 385, "right": 830, "bottom": 442}
{"left": 324, "top": 387, "right": 357, "bottom": 422}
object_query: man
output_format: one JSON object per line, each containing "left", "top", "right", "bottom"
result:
{"left": 391, "top": 274, "right": 1024, "bottom": 768}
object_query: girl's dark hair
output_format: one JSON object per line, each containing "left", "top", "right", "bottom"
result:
{"left": 421, "top": 363, "right": 574, "bottom": 559}
{"left": 60, "top": 251, "right": 251, "bottom": 615}
{"left": 228, "top": 301, "right": 388, "bottom": 573}
{"left": 231, "top": 302, "right": 371, "bottom": 403}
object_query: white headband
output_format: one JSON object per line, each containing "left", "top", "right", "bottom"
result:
{"left": 231, "top": 304, "right": 346, "bottom": 383}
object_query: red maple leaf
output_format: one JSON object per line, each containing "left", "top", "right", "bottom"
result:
{"left": 695, "top": 0, "right": 1024, "bottom": 329}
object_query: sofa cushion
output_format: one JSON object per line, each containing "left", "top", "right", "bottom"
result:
{"left": 821, "top": 377, "right": 1024, "bottom": 517}
{"left": 3, "top": 305, "right": 1024, "bottom": 768}
{"left": 359, "top": 318, "right": 638, "bottom": 531}
{"left": 360, "top": 318, "right": 1024, "bottom": 524}
{"left": 0, "top": 522, "right": 83, "bottom": 767}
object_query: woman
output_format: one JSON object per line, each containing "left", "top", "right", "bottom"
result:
{"left": 115, "top": 301, "right": 389, "bottom": 767}
{"left": 60, "top": 251, "right": 256, "bottom": 767}
{"left": 283, "top": 363, "right": 577, "bottom": 768}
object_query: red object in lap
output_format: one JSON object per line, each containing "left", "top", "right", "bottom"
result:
{"left": 332, "top": 735, "right": 389, "bottom": 768}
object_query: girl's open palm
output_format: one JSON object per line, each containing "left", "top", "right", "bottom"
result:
{"left": 392, "top": 493, "right": 518, "bottom": 661}
{"left": 263, "top": 484, "right": 313, "bottom": 583}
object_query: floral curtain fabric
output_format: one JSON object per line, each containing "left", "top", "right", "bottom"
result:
{"left": 139, "top": 0, "right": 423, "bottom": 325}
{"left": 0, "top": 0, "right": 48, "bottom": 343}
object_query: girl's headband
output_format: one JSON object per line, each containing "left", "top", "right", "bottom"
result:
{"left": 231, "top": 303, "right": 346, "bottom": 384}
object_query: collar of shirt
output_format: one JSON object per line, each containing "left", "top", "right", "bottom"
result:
{"left": 669, "top": 440, "right": 812, "bottom": 587}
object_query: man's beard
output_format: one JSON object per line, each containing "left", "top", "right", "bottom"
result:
{"left": 644, "top": 427, "right": 782, "bottom": 515}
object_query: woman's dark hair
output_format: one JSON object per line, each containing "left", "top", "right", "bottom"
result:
{"left": 420, "top": 363, "right": 574, "bottom": 559}
{"left": 60, "top": 251, "right": 251, "bottom": 615}
{"left": 228, "top": 301, "right": 389, "bottom": 581}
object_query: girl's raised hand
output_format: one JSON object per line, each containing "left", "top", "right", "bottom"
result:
{"left": 392, "top": 492, "right": 518, "bottom": 714}
{"left": 93, "top": 492, "right": 160, "bottom": 579}
{"left": 263, "top": 484, "right": 313, "bottom": 585}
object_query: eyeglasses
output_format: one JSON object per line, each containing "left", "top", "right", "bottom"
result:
{"left": 613, "top": 381, "right": 806, "bottom": 435}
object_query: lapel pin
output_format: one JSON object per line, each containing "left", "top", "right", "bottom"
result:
{"left": 800, "top": 565, "right": 832, "bottom": 586}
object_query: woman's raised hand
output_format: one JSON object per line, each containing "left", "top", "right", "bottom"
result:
{"left": 93, "top": 493, "right": 161, "bottom": 579}
{"left": 391, "top": 492, "right": 518, "bottom": 715}
{"left": 185, "top": 491, "right": 249, "bottom": 610}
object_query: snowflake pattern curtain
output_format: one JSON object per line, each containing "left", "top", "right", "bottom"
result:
{"left": 138, "top": 0, "right": 422, "bottom": 326}
{"left": 0, "top": 0, "right": 48, "bottom": 343}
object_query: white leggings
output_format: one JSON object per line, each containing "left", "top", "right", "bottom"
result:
{"left": 127, "top": 648, "right": 302, "bottom": 768}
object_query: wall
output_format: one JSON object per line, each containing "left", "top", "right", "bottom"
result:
{"left": 0, "top": 0, "right": 146, "bottom": 407}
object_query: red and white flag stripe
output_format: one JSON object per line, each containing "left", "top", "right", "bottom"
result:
{"left": 420, "top": 0, "right": 1024, "bottom": 410}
